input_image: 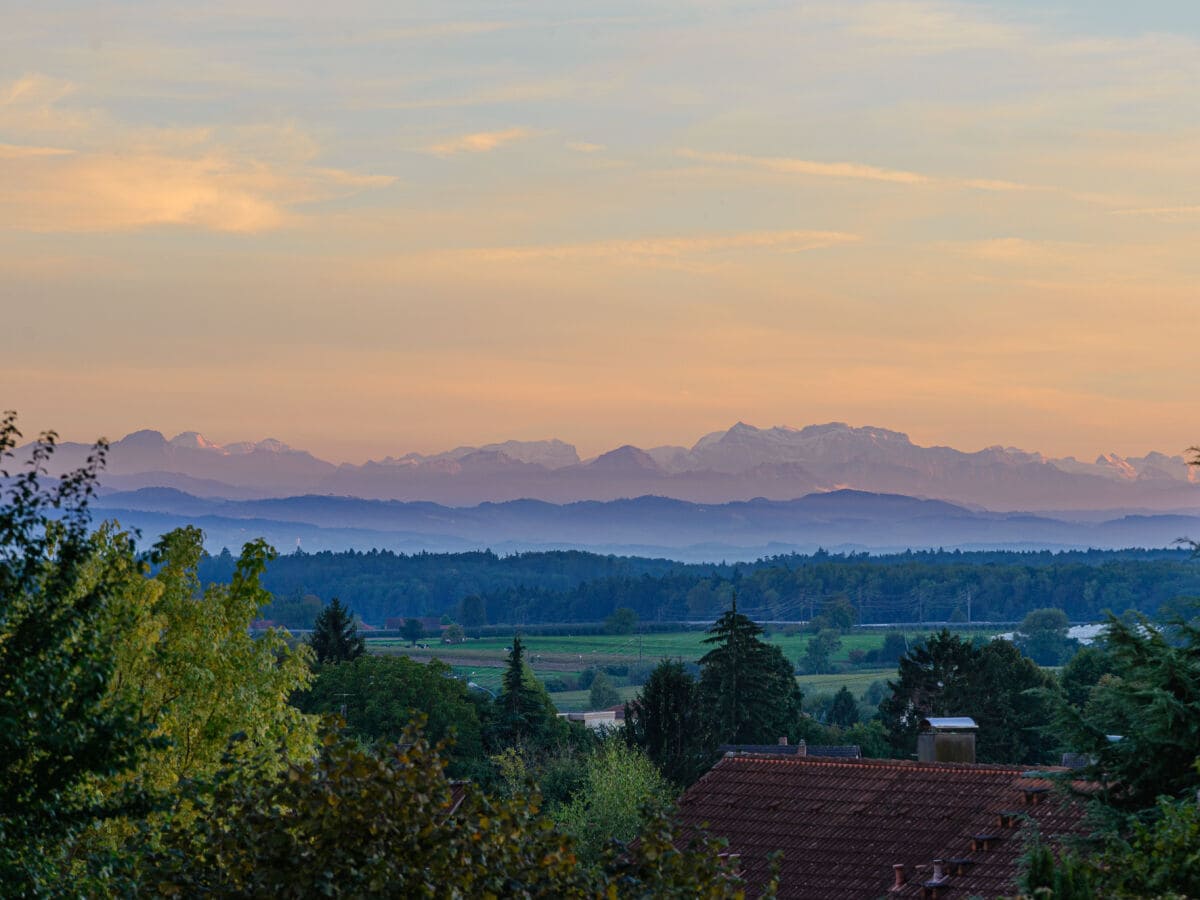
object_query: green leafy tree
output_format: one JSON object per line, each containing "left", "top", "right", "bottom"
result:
{"left": 879, "top": 629, "right": 977, "bottom": 755}
{"left": 589, "top": 670, "right": 621, "bottom": 709}
{"left": 946, "top": 638, "right": 1057, "bottom": 764}
{"left": 443, "top": 622, "right": 466, "bottom": 644}
{"left": 1059, "top": 644, "right": 1116, "bottom": 709}
{"left": 402, "top": 616, "right": 425, "bottom": 646}
{"left": 697, "top": 598, "right": 803, "bottom": 745}
{"left": 1049, "top": 613, "right": 1200, "bottom": 814}
{"left": 555, "top": 740, "right": 673, "bottom": 863}
{"left": 604, "top": 606, "right": 638, "bottom": 635}
{"left": 1016, "top": 607, "right": 1078, "bottom": 666}
{"left": 881, "top": 630, "right": 1056, "bottom": 764}
{"left": 296, "top": 655, "right": 483, "bottom": 774}
{"left": 803, "top": 629, "right": 841, "bottom": 674}
{"left": 625, "top": 660, "right": 711, "bottom": 787}
{"left": 459, "top": 594, "right": 487, "bottom": 629}
{"left": 135, "top": 722, "right": 763, "bottom": 898}
{"left": 827, "top": 686, "right": 860, "bottom": 729}
{"left": 308, "top": 597, "right": 364, "bottom": 664}
{"left": 0, "top": 416, "right": 152, "bottom": 890}
{"left": 96, "top": 528, "right": 315, "bottom": 813}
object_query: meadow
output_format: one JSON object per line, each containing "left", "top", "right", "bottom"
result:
{"left": 367, "top": 627, "right": 990, "bottom": 712}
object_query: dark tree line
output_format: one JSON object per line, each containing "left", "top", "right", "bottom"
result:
{"left": 198, "top": 544, "right": 1200, "bottom": 628}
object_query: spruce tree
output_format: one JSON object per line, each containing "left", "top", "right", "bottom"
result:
{"left": 496, "top": 635, "right": 556, "bottom": 745}
{"left": 309, "top": 598, "right": 365, "bottom": 665}
{"left": 697, "top": 596, "right": 802, "bottom": 745}
{"left": 625, "top": 659, "right": 712, "bottom": 786}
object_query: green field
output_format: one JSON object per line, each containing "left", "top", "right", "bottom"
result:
{"left": 367, "top": 628, "right": 978, "bottom": 713}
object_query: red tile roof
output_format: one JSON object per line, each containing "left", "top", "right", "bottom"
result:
{"left": 676, "top": 754, "right": 1089, "bottom": 900}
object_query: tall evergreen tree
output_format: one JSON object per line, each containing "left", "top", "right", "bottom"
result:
{"left": 625, "top": 659, "right": 712, "bottom": 786}
{"left": 827, "top": 686, "right": 860, "bottom": 729}
{"left": 308, "top": 598, "right": 365, "bottom": 665}
{"left": 697, "top": 597, "right": 802, "bottom": 745}
{"left": 495, "top": 635, "right": 560, "bottom": 746}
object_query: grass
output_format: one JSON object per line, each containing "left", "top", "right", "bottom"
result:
{"left": 367, "top": 627, "right": 975, "bottom": 713}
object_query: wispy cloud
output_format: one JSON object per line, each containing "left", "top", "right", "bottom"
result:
{"left": 455, "top": 230, "right": 859, "bottom": 265}
{"left": 566, "top": 141, "right": 605, "bottom": 154}
{"left": 1110, "top": 205, "right": 1200, "bottom": 221}
{"left": 679, "top": 148, "right": 929, "bottom": 185}
{"left": 678, "top": 148, "right": 1032, "bottom": 193}
{"left": 0, "top": 143, "right": 74, "bottom": 158}
{"left": 0, "top": 76, "right": 394, "bottom": 233}
{"left": 427, "top": 127, "right": 532, "bottom": 156}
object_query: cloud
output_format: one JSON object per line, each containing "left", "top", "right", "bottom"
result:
{"left": 844, "top": 1, "right": 1024, "bottom": 52}
{"left": 0, "top": 75, "right": 394, "bottom": 233}
{"left": 427, "top": 127, "right": 532, "bottom": 156}
{"left": 0, "top": 143, "right": 74, "bottom": 158}
{"left": 455, "top": 230, "right": 859, "bottom": 265}
{"left": 566, "top": 141, "right": 605, "bottom": 154}
{"left": 679, "top": 148, "right": 929, "bottom": 185}
{"left": 678, "top": 148, "right": 1033, "bottom": 193}
{"left": 1109, "top": 205, "right": 1200, "bottom": 222}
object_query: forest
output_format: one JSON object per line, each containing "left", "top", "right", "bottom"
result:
{"left": 195, "top": 545, "right": 1200, "bottom": 627}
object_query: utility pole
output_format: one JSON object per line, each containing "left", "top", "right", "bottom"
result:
{"left": 967, "top": 589, "right": 972, "bottom": 625}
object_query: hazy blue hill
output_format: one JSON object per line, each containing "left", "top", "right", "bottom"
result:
{"left": 89, "top": 487, "right": 1200, "bottom": 560}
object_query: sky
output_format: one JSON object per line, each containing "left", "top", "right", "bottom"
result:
{"left": 2, "top": 0, "right": 1198, "bottom": 462}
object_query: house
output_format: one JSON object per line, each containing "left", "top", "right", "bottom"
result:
{"left": 557, "top": 705, "right": 626, "bottom": 731}
{"left": 718, "top": 739, "right": 861, "bottom": 759}
{"left": 675, "top": 752, "right": 1087, "bottom": 899}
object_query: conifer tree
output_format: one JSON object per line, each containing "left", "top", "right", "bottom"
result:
{"left": 625, "top": 659, "right": 712, "bottom": 786}
{"left": 494, "top": 634, "right": 562, "bottom": 748}
{"left": 697, "top": 596, "right": 802, "bottom": 745}
{"left": 308, "top": 597, "right": 365, "bottom": 665}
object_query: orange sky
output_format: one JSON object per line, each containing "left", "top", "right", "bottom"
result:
{"left": 2, "top": 2, "right": 1198, "bottom": 462}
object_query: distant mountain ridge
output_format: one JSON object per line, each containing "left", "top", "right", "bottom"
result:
{"left": 89, "top": 487, "right": 1200, "bottom": 561}
{"left": 21, "top": 421, "right": 1200, "bottom": 512}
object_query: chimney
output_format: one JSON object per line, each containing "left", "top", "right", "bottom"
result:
{"left": 892, "top": 864, "right": 906, "bottom": 889}
{"left": 778, "top": 736, "right": 788, "bottom": 746}
{"left": 917, "top": 717, "right": 977, "bottom": 764}
{"left": 932, "top": 860, "right": 945, "bottom": 882}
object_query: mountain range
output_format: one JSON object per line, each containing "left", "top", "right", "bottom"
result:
{"left": 21, "top": 421, "right": 1199, "bottom": 512}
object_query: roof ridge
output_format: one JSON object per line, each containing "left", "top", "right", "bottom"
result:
{"left": 722, "top": 754, "right": 1053, "bottom": 774}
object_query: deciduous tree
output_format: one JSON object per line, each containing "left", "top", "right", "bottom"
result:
{"left": 0, "top": 415, "right": 151, "bottom": 890}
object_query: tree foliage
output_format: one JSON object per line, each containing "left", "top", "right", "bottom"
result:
{"left": 827, "top": 686, "right": 860, "bottom": 729}
{"left": 880, "top": 629, "right": 1057, "bottom": 764}
{"left": 137, "top": 723, "right": 764, "bottom": 898}
{"left": 697, "top": 598, "right": 802, "bottom": 745}
{"left": 494, "top": 635, "right": 566, "bottom": 749}
{"left": 112, "top": 528, "right": 315, "bottom": 796}
{"left": 296, "top": 655, "right": 483, "bottom": 773}
{"left": 0, "top": 414, "right": 152, "bottom": 890}
{"left": 1050, "top": 613, "right": 1200, "bottom": 813}
{"left": 554, "top": 740, "right": 672, "bottom": 863}
{"left": 625, "top": 660, "right": 712, "bottom": 787}
{"left": 604, "top": 606, "right": 638, "bottom": 635}
{"left": 588, "top": 670, "right": 621, "bottom": 710}
{"left": 308, "top": 597, "right": 364, "bottom": 664}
